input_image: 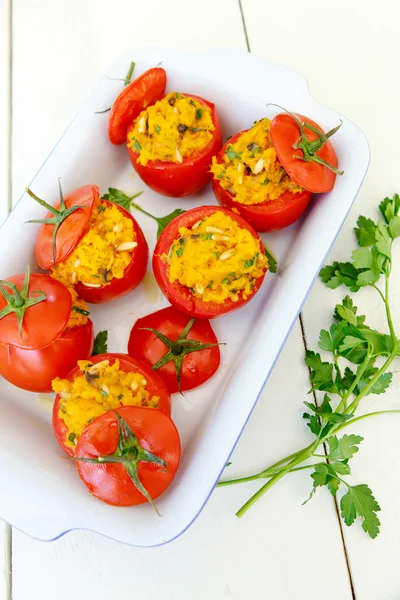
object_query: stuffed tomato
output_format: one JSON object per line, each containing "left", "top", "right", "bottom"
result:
{"left": 108, "top": 66, "right": 222, "bottom": 197}
{"left": 52, "top": 353, "right": 171, "bottom": 456}
{"left": 211, "top": 113, "right": 342, "bottom": 231}
{"left": 0, "top": 267, "right": 94, "bottom": 392}
{"left": 152, "top": 206, "right": 268, "bottom": 319}
{"left": 27, "top": 183, "right": 148, "bottom": 303}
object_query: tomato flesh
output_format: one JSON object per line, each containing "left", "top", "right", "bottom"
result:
{"left": 0, "top": 320, "right": 94, "bottom": 393}
{"left": 108, "top": 68, "right": 167, "bottom": 145}
{"left": 52, "top": 353, "right": 171, "bottom": 457}
{"left": 128, "top": 306, "right": 221, "bottom": 393}
{"left": 127, "top": 95, "right": 223, "bottom": 198}
{"left": 270, "top": 113, "right": 339, "bottom": 193}
{"left": 152, "top": 206, "right": 266, "bottom": 319}
{"left": 76, "top": 406, "right": 181, "bottom": 506}
{"left": 212, "top": 130, "right": 312, "bottom": 232}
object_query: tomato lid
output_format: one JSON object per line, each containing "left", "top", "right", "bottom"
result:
{"left": 27, "top": 183, "right": 100, "bottom": 269}
{"left": 270, "top": 110, "right": 343, "bottom": 193}
{"left": 0, "top": 267, "right": 72, "bottom": 349}
{"left": 108, "top": 67, "right": 167, "bottom": 145}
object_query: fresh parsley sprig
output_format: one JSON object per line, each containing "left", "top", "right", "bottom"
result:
{"left": 103, "top": 188, "right": 185, "bottom": 238}
{"left": 218, "top": 194, "right": 400, "bottom": 538}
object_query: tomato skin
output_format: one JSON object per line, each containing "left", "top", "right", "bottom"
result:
{"left": 108, "top": 68, "right": 167, "bottom": 145}
{"left": 153, "top": 206, "right": 266, "bottom": 319}
{"left": 127, "top": 95, "right": 223, "bottom": 198}
{"left": 35, "top": 185, "right": 100, "bottom": 269}
{"left": 74, "top": 201, "right": 148, "bottom": 304}
{"left": 76, "top": 406, "right": 181, "bottom": 507}
{"left": 0, "top": 274, "right": 71, "bottom": 350}
{"left": 212, "top": 131, "right": 312, "bottom": 232}
{"left": 53, "top": 353, "right": 172, "bottom": 457}
{"left": 0, "top": 320, "right": 94, "bottom": 393}
{"left": 270, "top": 113, "right": 339, "bottom": 193}
{"left": 128, "top": 306, "right": 221, "bottom": 393}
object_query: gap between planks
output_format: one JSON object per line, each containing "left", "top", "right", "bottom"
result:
{"left": 237, "top": 1, "right": 357, "bottom": 597}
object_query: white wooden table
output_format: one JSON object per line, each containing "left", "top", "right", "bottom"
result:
{"left": 1, "top": 0, "right": 400, "bottom": 598}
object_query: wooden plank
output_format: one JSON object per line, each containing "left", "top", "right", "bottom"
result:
{"left": 12, "top": 323, "right": 352, "bottom": 600}
{"left": 243, "top": 0, "right": 400, "bottom": 597}
{"left": 10, "top": 0, "right": 352, "bottom": 598}
{"left": 0, "top": 0, "right": 10, "bottom": 225}
{"left": 0, "top": 522, "right": 10, "bottom": 600}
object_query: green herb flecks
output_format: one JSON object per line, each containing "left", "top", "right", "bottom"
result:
{"left": 263, "top": 246, "right": 278, "bottom": 274}
{"left": 195, "top": 108, "right": 203, "bottom": 120}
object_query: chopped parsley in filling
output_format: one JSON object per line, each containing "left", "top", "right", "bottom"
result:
{"left": 52, "top": 359, "right": 159, "bottom": 449}
{"left": 166, "top": 211, "right": 268, "bottom": 304}
{"left": 127, "top": 92, "right": 214, "bottom": 166}
{"left": 210, "top": 117, "right": 304, "bottom": 205}
{"left": 51, "top": 202, "right": 136, "bottom": 289}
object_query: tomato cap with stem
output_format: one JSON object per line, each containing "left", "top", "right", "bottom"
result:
{"left": 75, "top": 410, "right": 166, "bottom": 514}
{"left": 25, "top": 180, "right": 90, "bottom": 265}
{"left": 139, "top": 317, "right": 224, "bottom": 392}
{"left": 0, "top": 265, "right": 46, "bottom": 339}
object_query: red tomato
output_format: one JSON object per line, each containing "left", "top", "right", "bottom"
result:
{"left": 76, "top": 406, "right": 181, "bottom": 507}
{"left": 0, "top": 320, "right": 94, "bottom": 393}
{"left": 128, "top": 306, "right": 221, "bottom": 393}
{"left": 33, "top": 185, "right": 100, "bottom": 270}
{"left": 270, "top": 112, "right": 342, "bottom": 193}
{"left": 153, "top": 206, "right": 267, "bottom": 319}
{"left": 212, "top": 131, "right": 312, "bottom": 232}
{"left": 74, "top": 201, "right": 148, "bottom": 304}
{"left": 127, "top": 95, "right": 223, "bottom": 197}
{"left": 108, "top": 68, "right": 167, "bottom": 145}
{"left": 0, "top": 271, "right": 71, "bottom": 350}
{"left": 53, "top": 353, "right": 172, "bottom": 457}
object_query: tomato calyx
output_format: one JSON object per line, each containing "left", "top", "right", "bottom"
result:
{"left": 95, "top": 61, "right": 136, "bottom": 114}
{"left": 25, "top": 180, "right": 89, "bottom": 265}
{"left": 269, "top": 104, "right": 344, "bottom": 177}
{"left": 139, "top": 317, "right": 224, "bottom": 392}
{"left": 75, "top": 410, "right": 166, "bottom": 514}
{"left": 0, "top": 265, "right": 46, "bottom": 340}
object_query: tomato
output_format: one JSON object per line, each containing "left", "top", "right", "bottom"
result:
{"left": 128, "top": 306, "right": 221, "bottom": 393}
{"left": 74, "top": 201, "right": 148, "bottom": 304}
{"left": 212, "top": 131, "right": 312, "bottom": 232}
{"left": 108, "top": 68, "right": 167, "bottom": 145}
{"left": 53, "top": 353, "right": 172, "bottom": 457}
{"left": 29, "top": 184, "right": 100, "bottom": 270}
{"left": 152, "top": 206, "right": 266, "bottom": 319}
{"left": 75, "top": 406, "right": 181, "bottom": 507}
{"left": 0, "top": 320, "right": 94, "bottom": 393}
{"left": 127, "top": 95, "right": 223, "bottom": 198}
{"left": 0, "top": 269, "right": 71, "bottom": 350}
{"left": 270, "top": 112, "right": 343, "bottom": 193}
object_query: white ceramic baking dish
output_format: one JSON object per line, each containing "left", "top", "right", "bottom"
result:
{"left": 0, "top": 47, "right": 369, "bottom": 546}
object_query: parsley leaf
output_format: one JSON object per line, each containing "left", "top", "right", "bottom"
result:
{"left": 375, "top": 220, "right": 391, "bottom": 259}
{"left": 320, "top": 262, "right": 360, "bottom": 292}
{"left": 379, "top": 193, "right": 400, "bottom": 223}
{"left": 340, "top": 484, "right": 381, "bottom": 538}
{"left": 103, "top": 188, "right": 143, "bottom": 211}
{"left": 305, "top": 351, "right": 336, "bottom": 392}
{"left": 327, "top": 434, "right": 363, "bottom": 461}
{"left": 155, "top": 209, "right": 186, "bottom": 238}
{"left": 93, "top": 331, "right": 108, "bottom": 356}
{"left": 354, "top": 215, "right": 377, "bottom": 246}
{"left": 225, "top": 146, "right": 241, "bottom": 160}
{"left": 263, "top": 246, "right": 277, "bottom": 274}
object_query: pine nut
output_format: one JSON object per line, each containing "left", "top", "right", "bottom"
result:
{"left": 253, "top": 158, "right": 264, "bottom": 174}
{"left": 173, "top": 107, "right": 179, "bottom": 114}
{"left": 176, "top": 148, "right": 183, "bottom": 163}
{"left": 141, "top": 379, "right": 147, "bottom": 386}
{"left": 60, "top": 391, "right": 71, "bottom": 400}
{"left": 195, "top": 283, "right": 204, "bottom": 294}
{"left": 231, "top": 294, "right": 239, "bottom": 302}
{"left": 71, "top": 272, "right": 78, "bottom": 284}
{"left": 219, "top": 249, "right": 235, "bottom": 261}
{"left": 82, "top": 282, "right": 102, "bottom": 288}
{"left": 137, "top": 116, "right": 146, "bottom": 134}
{"left": 116, "top": 241, "right": 138, "bottom": 251}
{"left": 87, "top": 360, "right": 109, "bottom": 373}
{"left": 74, "top": 259, "right": 81, "bottom": 268}
{"left": 206, "top": 226, "right": 224, "bottom": 234}
{"left": 130, "top": 381, "right": 138, "bottom": 392}
{"left": 192, "top": 220, "right": 202, "bottom": 230}
{"left": 237, "top": 162, "right": 243, "bottom": 172}
{"left": 211, "top": 234, "right": 230, "bottom": 241}
{"left": 113, "top": 223, "right": 123, "bottom": 232}
{"left": 101, "top": 384, "right": 110, "bottom": 396}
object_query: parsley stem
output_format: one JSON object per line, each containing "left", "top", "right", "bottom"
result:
{"left": 336, "top": 351, "right": 372, "bottom": 414}
{"left": 217, "top": 462, "right": 320, "bottom": 487}
{"left": 329, "top": 410, "right": 400, "bottom": 436}
{"left": 131, "top": 202, "right": 158, "bottom": 222}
